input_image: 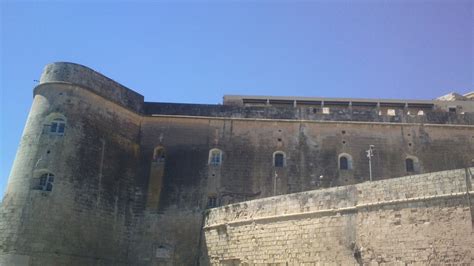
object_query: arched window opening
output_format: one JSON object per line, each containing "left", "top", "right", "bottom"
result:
{"left": 35, "top": 173, "right": 54, "bottom": 191}
{"left": 50, "top": 118, "right": 66, "bottom": 135}
{"left": 209, "top": 149, "right": 222, "bottom": 166}
{"left": 338, "top": 153, "right": 353, "bottom": 170}
{"left": 340, "top": 157, "right": 349, "bottom": 170}
{"left": 152, "top": 147, "right": 166, "bottom": 163}
{"left": 273, "top": 152, "right": 285, "bottom": 167}
{"left": 406, "top": 158, "right": 415, "bottom": 172}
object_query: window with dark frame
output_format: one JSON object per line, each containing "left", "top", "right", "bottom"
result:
{"left": 207, "top": 196, "right": 217, "bottom": 208}
{"left": 340, "top": 156, "right": 349, "bottom": 170}
{"left": 209, "top": 149, "right": 222, "bottom": 166}
{"left": 274, "top": 153, "right": 284, "bottom": 167}
{"left": 50, "top": 118, "right": 66, "bottom": 135}
{"left": 406, "top": 158, "right": 415, "bottom": 172}
{"left": 35, "top": 173, "right": 55, "bottom": 192}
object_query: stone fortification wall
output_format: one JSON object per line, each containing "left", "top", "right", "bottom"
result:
{"left": 2, "top": 62, "right": 473, "bottom": 265}
{"left": 0, "top": 64, "right": 142, "bottom": 265}
{"left": 131, "top": 114, "right": 472, "bottom": 263}
{"left": 203, "top": 168, "right": 474, "bottom": 265}
{"left": 140, "top": 115, "right": 473, "bottom": 202}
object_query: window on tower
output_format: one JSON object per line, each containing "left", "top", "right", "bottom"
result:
{"left": 33, "top": 172, "right": 55, "bottom": 192}
{"left": 49, "top": 118, "right": 66, "bottom": 135}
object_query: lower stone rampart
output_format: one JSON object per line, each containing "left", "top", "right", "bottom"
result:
{"left": 203, "top": 168, "right": 474, "bottom": 265}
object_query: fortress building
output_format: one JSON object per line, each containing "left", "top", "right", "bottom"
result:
{"left": 1, "top": 62, "right": 473, "bottom": 265}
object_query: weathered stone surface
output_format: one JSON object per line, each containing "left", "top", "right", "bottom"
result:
{"left": 204, "top": 169, "right": 474, "bottom": 265}
{"left": 1, "top": 62, "right": 473, "bottom": 265}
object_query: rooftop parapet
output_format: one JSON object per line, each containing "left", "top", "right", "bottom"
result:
{"left": 38, "top": 62, "right": 144, "bottom": 113}
{"left": 223, "top": 94, "right": 474, "bottom": 113}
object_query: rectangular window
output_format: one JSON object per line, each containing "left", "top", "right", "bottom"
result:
{"left": 50, "top": 122, "right": 58, "bottom": 133}
{"left": 58, "top": 123, "right": 65, "bottom": 133}
{"left": 406, "top": 159, "right": 415, "bottom": 172}
{"left": 209, "top": 149, "right": 223, "bottom": 166}
{"left": 34, "top": 173, "right": 55, "bottom": 192}
{"left": 207, "top": 196, "right": 217, "bottom": 208}
{"left": 340, "top": 157, "right": 349, "bottom": 170}
{"left": 210, "top": 154, "right": 221, "bottom": 165}
{"left": 322, "top": 107, "right": 330, "bottom": 114}
{"left": 274, "top": 154, "right": 284, "bottom": 167}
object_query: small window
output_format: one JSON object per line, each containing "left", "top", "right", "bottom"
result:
{"left": 153, "top": 147, "right": 166, "bottom": 163}
{"left": 207, "top": 196, "right": 218, "bottom": 208}
{"left": 387, "top": 109, "right": 396, "bottom": 116}
{"left": 406, "top": 158, "right": 415, "bottom": 172}
{"left": 209, "top": 149, "right": 222, "bottom": 166}
{"left": 338, "top": 153, "right": 353, "bottom": 170}
{"left": 50, "top": 118, "right": 66, "bottom": 135}
{"left": 274, "top": 152, "right": 285, "bottom": 167}
{"left": 322, "top": 107, "right": 330, "bottom": 114}
{"left": 340, "top": 157, "right": 349, "bottom": 170}
{"left": 448, "top": 107, "right": 456, "bottom": 113}
{"left": 35, "top": 173, "right": 55, "bottom": 191}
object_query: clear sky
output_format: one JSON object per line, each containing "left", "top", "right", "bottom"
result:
{"left": 1, "top": 0, "right": 472, "bottom": 199}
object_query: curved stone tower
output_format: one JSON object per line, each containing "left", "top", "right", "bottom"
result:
{"left": 0, "top": 62, "right": 144, "bottom": 265}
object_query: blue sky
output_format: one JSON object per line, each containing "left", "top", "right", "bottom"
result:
{"left": 1, "top": 0, "right": 472, "bottom": 199}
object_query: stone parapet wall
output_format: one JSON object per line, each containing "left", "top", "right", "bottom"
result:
{"left": 38, "top": 62, "right": 144, "bottom": 113}
{"left": 145, "top": 102, "right": 474, "bottom": 125}
{"left": 203, "top": 168, "right": 474, "bottom": 265}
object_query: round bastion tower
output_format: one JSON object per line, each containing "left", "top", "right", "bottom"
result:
{"left": 0, "top": 62, "right": 144, "bottom": 265}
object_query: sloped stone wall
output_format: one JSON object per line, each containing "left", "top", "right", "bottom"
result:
{"left": 203, "top": 168, "right": 474, "bottom": 265}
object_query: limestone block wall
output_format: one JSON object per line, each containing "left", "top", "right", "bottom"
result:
{"left": 203, "top": 168, "right": 474, "bottom": 265}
